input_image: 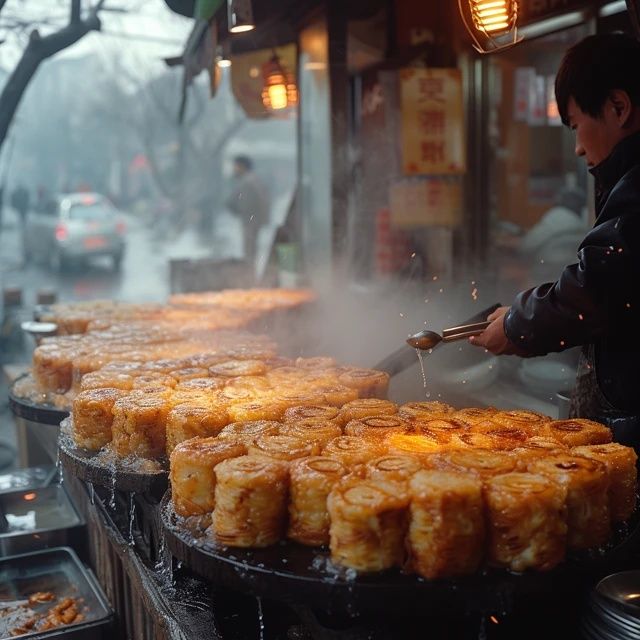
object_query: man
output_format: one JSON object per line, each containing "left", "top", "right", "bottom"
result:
{"left": 471, "top": 33, "right": 640, "bottom": 446}
{"left": 225, "top": 155, "right": 270, "bottom": 269}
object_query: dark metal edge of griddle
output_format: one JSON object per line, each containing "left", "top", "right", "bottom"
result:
{"left": 8, "top": 378, "right": 70, "bottom": 426}
{"left": 159, "top": 490, "right": 640, "bottom": 616}
{"left": 58, "top": 418, "right": 168, "bottom": 496}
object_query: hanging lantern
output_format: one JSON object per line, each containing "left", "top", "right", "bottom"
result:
{"left": 261, "top": 54, "right": 298, "bottom": 111}
{"left": 228, "top": 0, "right": 255, "bottom": 33}
{"left": 459, "top": 0, "right": 522, "bottom": 53}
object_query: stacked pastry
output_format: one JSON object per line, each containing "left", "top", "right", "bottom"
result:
{"left": 168, "top": 401, "right": 637, "bottom": 579}
{"left": 71, "top": 356, "right": 390, "bottom": 460}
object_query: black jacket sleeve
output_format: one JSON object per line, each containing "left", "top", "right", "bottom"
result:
{"left": 504, "top": 216, "right": 631, "bottom": 356}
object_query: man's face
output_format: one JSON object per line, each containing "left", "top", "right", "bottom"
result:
{"left": 567, "top": 96, "right": 624, "bottom": 168}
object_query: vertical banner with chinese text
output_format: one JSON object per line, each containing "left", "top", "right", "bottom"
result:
{"left": 400, "top": 68, "right": 466, "bottom": 175}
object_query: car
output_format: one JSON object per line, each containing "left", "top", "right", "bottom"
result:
{"left": 25, "top": 192, "right": 126, "bottom": 272}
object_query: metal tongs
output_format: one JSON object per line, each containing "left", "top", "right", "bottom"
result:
{"left": 374, "top": 303, "right": 501, "bottom": 376}
{"left": 407, "top": 317, "right": 497, "bottom": 350}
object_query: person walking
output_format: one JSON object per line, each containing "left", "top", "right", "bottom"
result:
{"left": 470, "top": 33, "right": 640, "bottom": 449}
{"left": 225, "top": 155, "right": 270, "bottom": 270}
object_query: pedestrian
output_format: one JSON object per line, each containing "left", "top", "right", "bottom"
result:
{"left": 225, "top": 155, "right": 270, "bottom": 270}
{"left": 470, "top": 33, "right": 640, "bottom": 448}
{"left": 10, "top": 184, "right": 30, "bottom": 260}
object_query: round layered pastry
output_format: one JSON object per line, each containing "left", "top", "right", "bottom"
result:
{"left": 284, "top": 404, "right": 340, "bottom": 424}
{"left": 437, "top": 449, "right": 518, "bottom": 479}
{"left": 408, "top": 470, "right": 485, "bottom": 579}
{"left": 542, "top": 419, "right": 613, "bottom": 447}
{"left": 165, "top": 403, "right": 229, "bottom": 454}
{"left": 484, "top": 472, "right": 568, "bottom": 572}
{"left": 170, "top": 437, "right": 246, "bottom": 517}
{"left": 209, "top": 359, "right": 268, "bottom": 378}
{"left": 169, "top": 367, "right": 209, "bottom": 381}
{"left": 212, "top": 456, "right": 289, "bottom": 547}
{"left": 247, "top": 434, "right": 321, "bottom": 462}
{"left": 528, "top": 454, "right": 610, "bottom": 549}
{"left": 227, "top": 398, "right": 287, "bottom": 422}
{"left": 327, "top": 477, "right": 409, "bottom": 571}
{"left": 383, "top": 433, "right": 444, "bottom": 459}
{"left": 288, "top": 456, "right": 348, "bottom": 546}
{"left": 217, "top": 420, "right": 280, "bottom": 445}
{"left": 315, "top": 384, "right": 359, "bottom": 407}
{"left": 399, "top": 401, "right": 455, "bottom": 422}
{"left": 131, "top": 373, "right": 177, "bottom": 389}
{"left": 365, "top": 455, "right": 422, "bottom": 484}
{"left": 344, "top": 415, "right": 410, "bottom": 441}
{"left": 337, "top": 368, "right": 390, "bottom": 399}
{"left": 337, "top": 398, "right": 398, "bottom": 426}
{"left": 452, "top": 407, "right": 498, "bottom": 426}
{"left": 449, "top": 431, "right": 499, "bottom": 450}
{"left": 572, "top": 443, "right": 637, "bottom": 522}
{"left": 490, "top": 409, "right": 550, "bottom": 434}
{"left": 79, "top": 370, "right": 134, "bottom": 392}
{"left": 174, "top": 377, "right": 226, "bottom": 392}
{"left": 409, "top": 418, "right": 467, "bottom": 444}
{"left": 322, "top": 436, "right": 383, "bottom": 466}
{"left": 279, "top": 420, "right": 342, "bottom": 447}
{"left": 73, "top": 387, "right": 128, "bottom": 450}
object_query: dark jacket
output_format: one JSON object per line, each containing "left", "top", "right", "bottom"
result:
{"left": 504, "top": 131, "right": 640, "bottom": 413}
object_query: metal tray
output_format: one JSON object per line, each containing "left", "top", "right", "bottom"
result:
{"left": 160, "top": 490, "right": 640, "bottom": 617}
{"left": 0, "top": 546, "right": 112, "bottom": 639}
{"left": 0, "top": 485, "right": 85, "bottom": 557}
{"left": 9, "top": 378, "right": 69, "bottom": 427}
{"left": 58, "top": 418, "right": 168, "bottom": 496}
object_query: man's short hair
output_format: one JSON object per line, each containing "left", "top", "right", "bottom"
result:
{"left": 555, "top": 33, "right": 640, "bottom": 126}
{"left": 233, "top": 155, "right": 253, "bottom": 171}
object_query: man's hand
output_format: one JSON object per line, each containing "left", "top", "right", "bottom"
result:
{"left": 469, "top": 306, "right": 525, "bottom": 355}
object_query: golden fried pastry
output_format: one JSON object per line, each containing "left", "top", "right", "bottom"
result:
{"left": 170, "top": 438, "right": 246, "bottom": 517}
{"left": 131, "top": 373, "right": 177, "bottom": 389}
{"left": 227, "top": 399, "right": 287, "bottom": 423}
{"left": 212, "top": 456, "right": 289, "bottom": 547}
{"left": 449, "top": 431, "right": 499, "bottom": 450}
{"left": 79, "top": 371, "right": 134, "bottom": 392}
{"left": 217, "top": 420, "right": 280, "bottom": 444}
{"left": 337, "top": 368, "right": 389, "bottom": 399}
{"left": 471, "top": 424, "right": 530, "bottom": 449}
{"left": 248, "top": 434, "right": 321, "bottom": 462}
{"left": 72, "top": 388, "right": 127, "bottom": 450}
{"left": 169, "top": 367, "right": 209, "bottom": 381}
{"left": 409, "top": 418, "right": 467, "bottom": 444}
{"left": 111, "top": 394, "right": 171, "bottom": 458}
{"left": 528, "top": 454, "right": 610, "bottom": 549}
{"left": 512, "top": 437, "right": 568, "bottom": 467}
{"left": 399, "top": 401, "right": 455, "bottom": 422}
{"left": 175, "top": 377, "right": 226, "bottom": 392}
{"left": 337, "top": 398, "right": 398, "bottom": 426}
{"left": 490, "top": 409, "right": 549, "bottom": 434}
{"left": 165, "top": 404, "right": 230, "bottom": 454}
{"left": 322, "top": 436, "right": 382, "bottom": 466}
{"left": 295, "top": 356, "right": 337, "bottom": 369}
{"left": 452, "top": 407, "right": 498, "bottom": 426}
{"left": 279, "top": 421, "right": 342, "bottom": 447}
{"left": 438, "top": 449, "right": 517, "bottom": 479}
{"left": 316, "top": 385, "right": 359, "bottom": 407}
{"left": 284, "top": 404, "right": 340, "bottom": 424}
{"left": 277, "top": 389, "right": 327, "bottom": 408}
{"left": 288, "top": 456, "right": 347, "bottom": 546}
{"left": 327, "top": 477, "right": 409, "bottom": 571}
{"left": 366, "top": 455, "right": 422, "bottom": 483}
{"left": 484, "top": 473, "right": 567, "bottom": 572}
{"left": 408, "top": 470, "right": 484, "bottom": 579}
{"left": 542, "top": 419, "right": 612, "bottom": 447}
{"left": 209, "top": 359, "right": 268, "bottom": 377}
{"left": 344, "top": 415, "right": 409, "bottom": 441}
{"left": 33, "top": 344, "right": 76, "bottom": 393}
{"left": 572, "top": 443, "right": 637, "bottom": 522}
{"left": 384, "top": 433, "right": 444, "bottom": 459}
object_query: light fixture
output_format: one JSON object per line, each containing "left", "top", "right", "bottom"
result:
{"left": 216, "top": 43, "right": 231, "bottom": 68}
{"left": 458, "top": 0, "right": 522, "bottom": 53}
{"left": 228, "top": 0, "right": 255, "bottom": 33}
{"left": 261, "top": 53, "right": 298, "bottom": 111}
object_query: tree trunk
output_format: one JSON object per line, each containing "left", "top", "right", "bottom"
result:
{"left": 0, "top": 3, "right": 102, "bottom": 153}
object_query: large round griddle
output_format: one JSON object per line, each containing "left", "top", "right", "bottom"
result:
{"left": 160, "top": 491, "right": 640, "bottom": 616}
{"left": 9, "top": 376, "right": 69, "bottom": 426}
{"left": 59, "top": 417, "right": 168, "bottom": 495}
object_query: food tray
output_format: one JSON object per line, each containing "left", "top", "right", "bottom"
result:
{"left": 160, "top": 491, "right": 640, "bottom": 616}
{"left": 58, "top": 418, "right": 168, "bottom": 497}
{"left": 0, "top": 546, "right": 112, "bottom": 639}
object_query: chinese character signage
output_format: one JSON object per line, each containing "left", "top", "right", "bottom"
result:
{"left": 400, "top": 68, "right": 465, "bottom": 176}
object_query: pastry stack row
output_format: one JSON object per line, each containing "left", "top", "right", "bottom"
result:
{"left": 71, "top": 357, "right": 389, "bottom": 457}
{"left": 168, "top": 400, "right": 637, "bottom": 578}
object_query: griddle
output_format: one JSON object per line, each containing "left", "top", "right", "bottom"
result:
{"left": 58, "top": 418, "right": 168, "bottom": 496}
{"left": 160, "top": 490, "right": 640, "bottom": 617}
{"left": 8, "top": 378, "right": 69, "bottom": 427}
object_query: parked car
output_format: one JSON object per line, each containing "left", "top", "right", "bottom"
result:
{"left": 25, "top": 193, "right": 126, "bottom": 271}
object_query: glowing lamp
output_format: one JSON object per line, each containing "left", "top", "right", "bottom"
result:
{"left": 228, "top": 0, "right": 255, "bottom": 33}
{"left": 459, "top": 0, "right": 522, "bottom": 53}
{"left": 261, "top": 54, "right": 298, "bottom": 111}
